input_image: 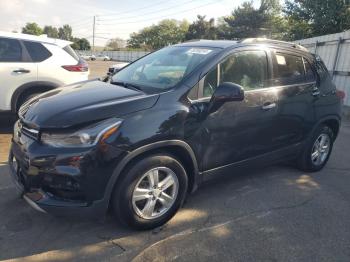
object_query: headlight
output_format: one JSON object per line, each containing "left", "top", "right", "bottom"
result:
{"left": 41, "top": 119, "right": 122, "bottom": 148}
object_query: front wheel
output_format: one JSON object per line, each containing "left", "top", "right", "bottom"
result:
{"left": 111, "top": 154, "right": 188, "bottom": 230}
{"left": 297, "top": 125, "right": 334, "bottom": 172}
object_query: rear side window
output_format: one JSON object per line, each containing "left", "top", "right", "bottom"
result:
{"left": 273, "top": 53, "right": 305, "bottom": 85}
{"left": 23, "top": 41, "right": 52, "bottom": 62}
{"left": 0, "top": 37, "right": 22, "bottom": 62}
{"left": 63, "top": 45, "right": 79, "bottom": 61}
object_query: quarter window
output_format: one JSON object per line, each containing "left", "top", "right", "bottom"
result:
{"left": 273, "top": 53, "right": 305, "bottom": 85}
{"left": 23, "top": 41, "right": 52, "bottom": 62}
{"left": 303, "top": 58, "right": 316, "bottom": 82}
{"left": 0, "top": 37, "right": 22, "bottom": 62}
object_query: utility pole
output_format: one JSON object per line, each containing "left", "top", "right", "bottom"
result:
{"left": 92, "top": 15, "right": 96, "bottom": 53}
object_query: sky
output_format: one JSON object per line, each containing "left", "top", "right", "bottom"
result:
{"left": 0, "top": 0, "right": 254, "bottom": 46}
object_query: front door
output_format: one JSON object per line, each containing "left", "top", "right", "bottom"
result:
{"left": 196, "top": 49, "right": 280, "bottom": 171}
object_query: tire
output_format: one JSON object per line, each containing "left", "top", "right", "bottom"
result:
{"left": 111, "top": 154, "right": 188, "bottom": 230}
{"left": 297, "top": 125, "right": 334, "bottom": 172}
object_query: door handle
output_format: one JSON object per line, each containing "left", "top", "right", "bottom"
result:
{"left": 262, "top": 102, "right": 276, "bottom": 110}
{"left": 13, "top": 69, "right": 30, "bottom": 74}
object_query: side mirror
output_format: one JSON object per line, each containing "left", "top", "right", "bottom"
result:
{"left": 209, "top": 82, "right": 244, "bottom": 113}
{"left": 211, "top": 82, "right": 244, "bottom": 103}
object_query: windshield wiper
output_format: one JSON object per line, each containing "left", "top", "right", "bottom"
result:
{"left": 111, "top": 81, "right": 144, "bottom": 92}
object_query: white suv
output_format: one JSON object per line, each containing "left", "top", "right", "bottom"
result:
{"left": 0, "top": 31, "right": 89, "bottom": 113}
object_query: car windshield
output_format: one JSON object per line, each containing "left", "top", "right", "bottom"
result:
{"left": 111, "top": 46, "right": 219, "bottom": 93}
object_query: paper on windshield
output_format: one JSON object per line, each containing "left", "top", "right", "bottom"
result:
{"left": 186, "top": 48, "right": 212, "bottom": 55}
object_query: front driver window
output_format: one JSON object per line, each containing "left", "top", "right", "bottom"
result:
{"left": 201, "top": 50, "right": 268, "bottom": 98}
{"left": 220, "top": 51, "right": 268, "bottom": 90}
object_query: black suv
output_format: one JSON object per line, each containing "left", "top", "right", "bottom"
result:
{"left": 9, "top": 39, "right": 342, "bottom": 229}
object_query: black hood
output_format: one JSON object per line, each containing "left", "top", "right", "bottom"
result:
{"left": 20, "top": 80, "right": 159, "bottom": 129}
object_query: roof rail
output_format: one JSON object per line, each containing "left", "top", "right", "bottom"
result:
{"left": 240, "top": 38, "right": 308, "bottom": 52}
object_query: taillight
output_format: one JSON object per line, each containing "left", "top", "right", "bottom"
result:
{"left": 62, "top": 60, "right": 88, "bottom": 72}
{"left": 336, "top": 89, "right": 346, "bottom": 100}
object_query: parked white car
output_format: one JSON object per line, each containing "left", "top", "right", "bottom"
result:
{"left": 0, "top": 31, "right": 89, "bottom": 113}
{"left": 96, "top": 54, "right": 111, "bottom": 61}
{"left": 107, "top": 62, "right": 129, "bottom": 75}
{"left": 80, "top": 54, "right": 96, "bottom": 61}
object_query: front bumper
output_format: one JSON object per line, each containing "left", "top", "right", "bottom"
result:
{"left": 9, "top": 138, "right": 125, "bottom": 218}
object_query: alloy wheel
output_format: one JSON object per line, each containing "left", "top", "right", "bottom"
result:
{"left": 132, "top": 167, "right": 179, "bottom": 220}
{"left": 311, "top": 133, "right": 331, "bottom": 166}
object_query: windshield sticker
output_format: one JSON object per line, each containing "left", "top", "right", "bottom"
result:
{"left": 187, "top": 48, "right": 212, "bottom": 55}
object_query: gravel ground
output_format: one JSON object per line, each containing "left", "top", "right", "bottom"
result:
{"left": 0, "top": 61, "right": 349, "bottom": 261}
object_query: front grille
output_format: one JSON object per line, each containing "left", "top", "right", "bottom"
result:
{"left": 16, "top": 121, "right": 40, "bottom": 141}
{"left": 21, "top": 126, "right": 40, "bottom": 140}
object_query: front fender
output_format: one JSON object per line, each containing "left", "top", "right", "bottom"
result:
{"left": 102, "top": 140, "right": 200, "bottom": 208}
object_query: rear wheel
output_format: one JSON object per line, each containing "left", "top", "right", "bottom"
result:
{"left": 297, "top": 125, "right": 334, "bottom": 172}
{"left": 111, "top": 154, "right": 188, "bottom": 230}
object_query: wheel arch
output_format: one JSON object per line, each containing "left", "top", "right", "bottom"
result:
{"left": 316, "top": 115, "right": 341, "bottom": 139}
{"left": 11, "top": 81, "right": 60, "bottom": 112}
{"left": 105, "top": 140, "right": 201, "bottom": 208}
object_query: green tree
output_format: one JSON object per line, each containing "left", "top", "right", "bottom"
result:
{"left": 71, "top": 38, "right": 91, "bottom": 50}
{"left": 219, "top": 0, "right": 283, "bottom": 39}
{"left": 43, "top": 26, "right": 59, "bottom": 38}
{"left": 58, "top": 24, "right": 73, "bottom": 40}
{"left": 128, "top": 19, "right": 189, "bottom": 50}
{"left": 105, "top": 37, "right": 126, "bottom": 50}
{"left": 185, "top": 15, "right": 217, "bottom": 40}
{"left": 284, "top": 0, "right": 350, "bottom": 38}
{"left": 22, "top": 22, "right": 43, "bottom": 35}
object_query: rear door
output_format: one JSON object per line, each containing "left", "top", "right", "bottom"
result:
{"left": 269, "top": 50, "right": 317, "bottom": 148}
{"left": 0, "top": 37, "right": 37, "bottom": 111}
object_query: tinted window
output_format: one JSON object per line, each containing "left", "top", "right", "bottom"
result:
{"left": 201, "top": 50, "right": 268, "bottom": 98}
{"left": 303, "top": 58, "right": 316, "bottom": 82}
{"left": 273, "top": 53, "right": 304, "bottom": 85}
{"left": 203, "top": 66, "right": 218, "bottom": 97}
{"left": 24, "top": 41, "right": 52, "bottom": 62}
{"left": 188, "top": 83, "right": 199, "bottom": 100}
{"left": 0, "top": 37, "right": 22, "bottom": 62}
{"left": 220, "top": 51, "right": 268, "bottom": 90}
{"left": 313, "top": 55, "right": 328, "bottom": 80}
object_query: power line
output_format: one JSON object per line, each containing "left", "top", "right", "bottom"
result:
{"left": 98, "top": 0, "right": 173, "bottom": 17}
{"left": 96, "top": 0, "right": 225, "bottom": 26}
{"left": 97, "top": 0, "right": 201, "bottom": 22}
